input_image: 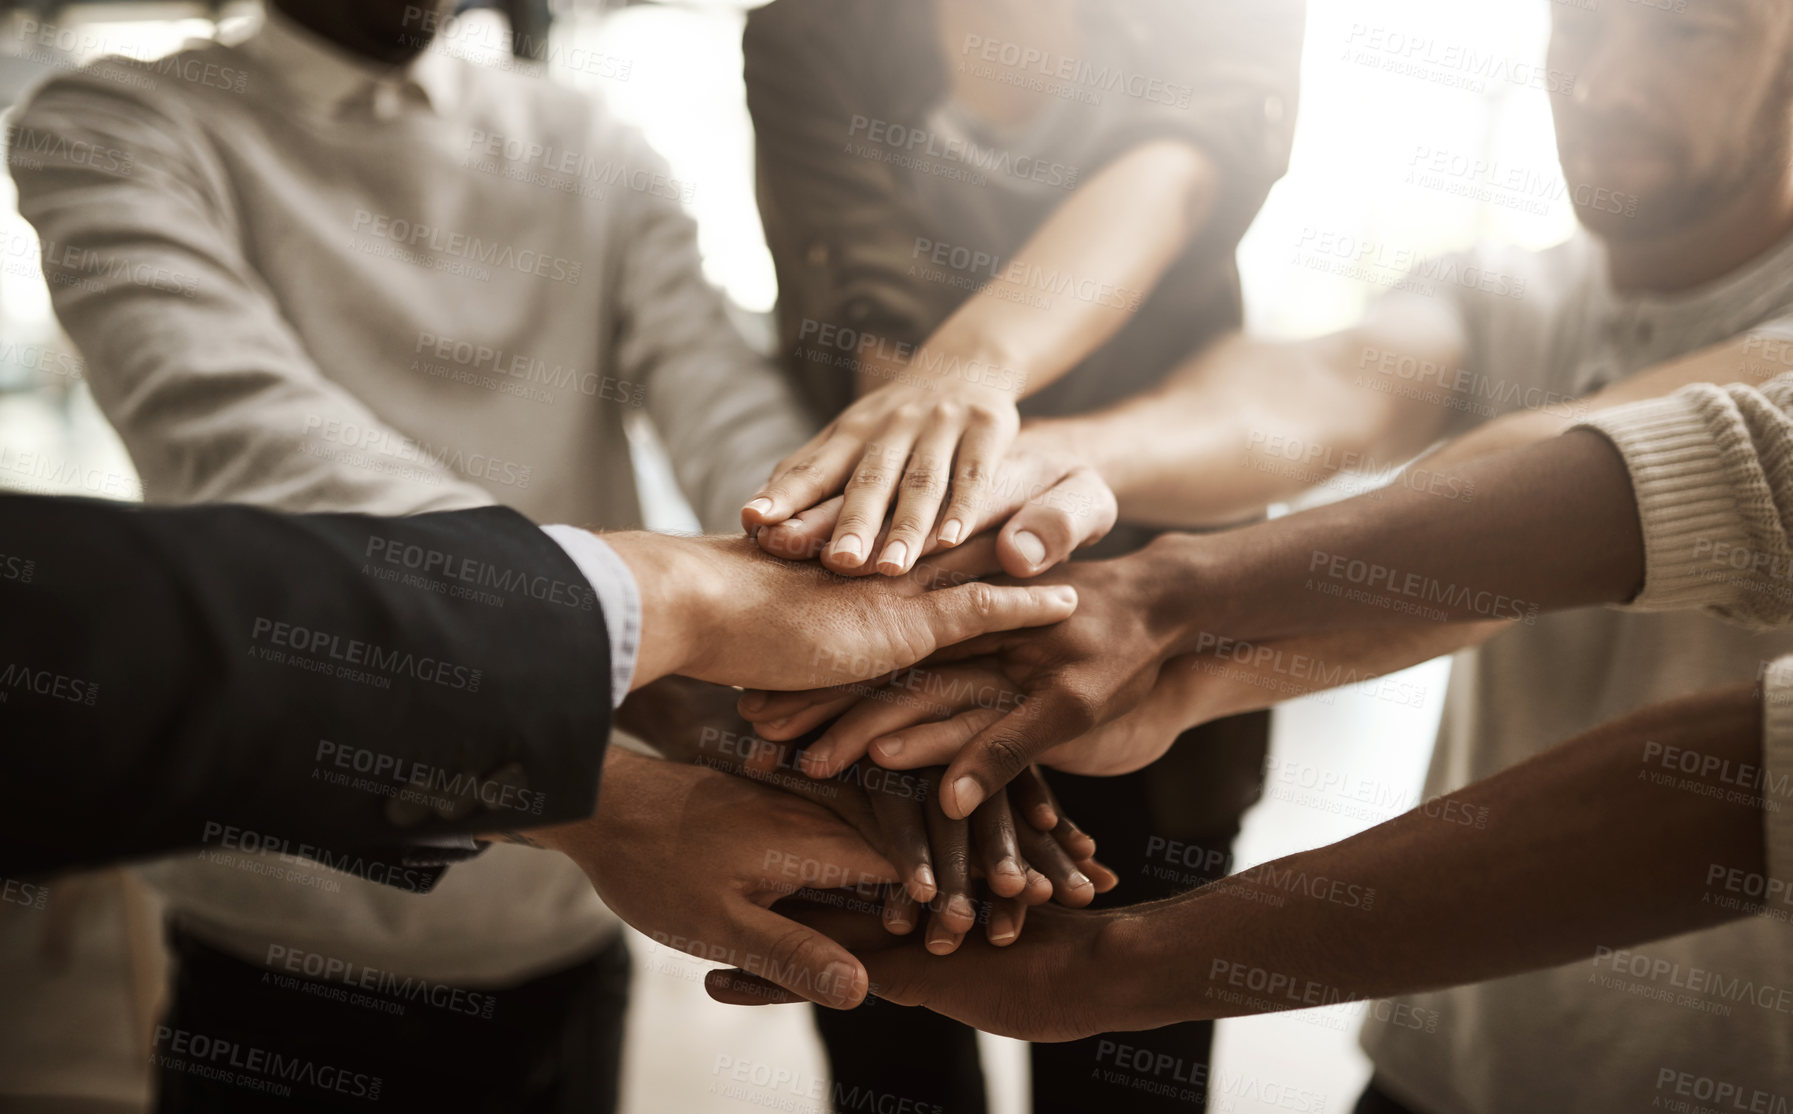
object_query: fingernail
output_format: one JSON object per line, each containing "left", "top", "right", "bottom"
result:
{"left": 884, "top": 907, "right": 913, "bottom": 934}
{"left": 800, "top": 742, "right": 835, "bottom": 776}
{"left": 1068, "top": 870, "right": 1092, "bottom": 892}
{"left": 937, "top": 519, "right": 965, "bottom": 546}
{"left": 948, "top": 894, "right": 976, "bottom": 922}
{"left": 822, "top": 962, "right": 860, "bottom": 1004}
{"left": 878, "top": 540, "right": 909, "bottom": 573}
{"left": 1012, "top": 530, "right": 1046, "bottom": 568}
{"left": 745, "top": 497, "right": 774, "bottom": 516}
{"left": 874, "top": 735, "right": 905, "bottom": 759}
{"left": 927, "top": 931, "right": 957, "bottom": 956}
{"left": 740, "top": 692, "right": 768, "bottom": 713}
{"left": 951, "top": 776, "right": 984, "bottom": 817}
{"left": 761, "top": 716, "right": 790, "bottom": 734}
{"left": 774, "top": 518, "right": 801, "bottom": 529}
{"left": 995, "top": 857, "right": 1025, "bottom": 886}
{"left": 1051, "top": 585, "right": 1077, "bottom": 608}
{"left": 832, "top": 535, "right": 865, "bottom": 564}
{"left": 989, "top": 913, "right": 1017, "bottom": 946}
{"left": 914, "top": 864, "right": 936, "bottom": 894}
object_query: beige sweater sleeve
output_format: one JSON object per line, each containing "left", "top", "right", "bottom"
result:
{"left": 1577, "top": 371, "right": 1793, "bottom": 628}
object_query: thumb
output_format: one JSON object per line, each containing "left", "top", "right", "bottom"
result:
{"left": 996, "top": 468, "right": 1118, "bottom": 578}
{"left": 919, "top": 581, "right": 1078, "bottom": 654}
{"left": 724, "top": 903, "right": 870, "bottom": 1008}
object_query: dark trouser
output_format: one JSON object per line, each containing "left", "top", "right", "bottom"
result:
{"left": 814, "top": 712, "right": 1271, "bottom": 1114}
{"left": 152, "top": 921, "right": 629, "bottom": 1114}
{"left": 1353, "top": 1078, "right": 1429, "bottom": 1114}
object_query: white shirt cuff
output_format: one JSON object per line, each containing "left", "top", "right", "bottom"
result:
{"left": 540, "top": 526, "right": 640, "bottom": 708}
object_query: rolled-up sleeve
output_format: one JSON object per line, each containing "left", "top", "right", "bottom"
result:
{"left": 1760, "top": 658, "right": 1793, "bottom": 910}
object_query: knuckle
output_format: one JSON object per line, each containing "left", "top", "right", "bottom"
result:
{"left": 848, "top": 468, "right": 889, "bottom": 490}
{"left": 901, "top": 468, "right": 945, "bottom": 496}
{"left": 955, "top": 463, "right": 991, "bottom": 491}
{"left": 891, "top": 402, "right": 927, "bottom": 424}
{"left": 981, "top": 734, "right": 1033, "bottom": 779}
{"left": 934, "top": 400, "right": 969, "bottom": 425}
{"left": 966, "top": 582, "right": 997, "bottom": 619}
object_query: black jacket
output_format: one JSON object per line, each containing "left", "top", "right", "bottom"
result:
{"left": 0, "top": 496, "right": 612, "bottom": 882}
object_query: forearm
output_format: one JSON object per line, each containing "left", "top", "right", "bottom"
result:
{"left": 859, "top": 140, "right": 1216, "bottom": 399}
{"left": 1039, "top": 331, "right": 1456, "bottom": 528}
{"left": 1126, "top": 683, "right": 1764, "bottom": 1025}
{"left": 1158, "top": 429, "right": 1646, "bottom": 649}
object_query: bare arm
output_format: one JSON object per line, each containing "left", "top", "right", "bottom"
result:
{"left": 855, "top": 682, "right": 1770, "bottom": 1039}
{"left": 1028, "top": 295, "right": 1471, "bottom": 528}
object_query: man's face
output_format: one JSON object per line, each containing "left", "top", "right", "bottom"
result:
{"left": 1548, "top": 0, "right": 1793, "bottom": 240}
{"left": 268, "top": 0, "right": 454, "bottom": 66}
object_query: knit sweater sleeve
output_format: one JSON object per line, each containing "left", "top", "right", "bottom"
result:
{"left": 1576, "top": 370, "right": 1793, "bottom": 629}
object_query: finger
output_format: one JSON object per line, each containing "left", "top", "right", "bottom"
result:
{"left": 996, "top": 467, "right": 1119, "bottom": 578}
{"left": 915, "top": 582, "right": 1078, "bottom": 663}
{"left": 1016, "top": 769, "right": 1099, "bottom": 861}
{"left": 800, "top": 675, "right": 961, "bottom": 778}
{"left": 986, "top": 894, "right": 1027, "bottom": 947}
{"left": 812, "top": 665, "right": 1006, "bottom": 776}
{"left": 940, "top": 688, "right": 1093, "bottom": 820}
{"left": 882, "top": 884, "right": 920, "bottom": 936}
{"left": 912, "top": 532, "right": 1004, "bottom": 585}
{"left": 922, "top": 769, "right": 977, "bottom": 950}
{"left": 1015, "top": 822, "right": 1097, "bottom": 908}
{"left": 744, "top": 434, "right": 867, "bottom": 530}
{"left": 877, "top": 421, "right": 958, "bottom": 575}
{"left": 739, "top": 677, "right": 883, "bottom": 731}
{"left": 972, "top": 791, "right": 1027, "bottom": 898}
{"left": 704, "top": 969, "right": 805, "bottom": 1006}
{"left": 757, "top": 693, "right": 863, "bottom": 744}
{"left": 755, "top": 497, "right": 842, "bottom": 563}
{"left": 866, "top": 771, "right": 936, "bottom": 904}
{"left": 1020, "top": 867, "right": 1054, "bottom": 906}
{"left": 725, "top": 903, "right": 870, "bottom": 1008}
{"left": 1078, "top": 855, "right": 1120, "bottom": 894}
{"left": 1011, "top": 767, "right": 1061, "bottom": 832}
{"left": 935, "top": 408, "right": 1015, "bottom": 548}
{"left": 870, "top": 706, "right": 1004, "bottom": 771}
{"left": 829, "top": 431, "right": 920, "bottom": 571}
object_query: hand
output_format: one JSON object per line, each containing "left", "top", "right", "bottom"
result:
{"left": 740, "top": 655, "right": 1213, "bottom": 780}
{"left": 705, "top": 901, "right": 1175, "bottom": 1042}
{"left": 600, "top": 533, "right": 1080, "bottom": 692}
{"left": 500, "top": 749, "right": 899, "bottom": 1008}
{"left": 753, "top": 432, "right": 1118, "bottom": 579}
{"left": 676, "top": 698, "right": 1116, "bottom": 952}
{"left": 744, "top": 537, "right": 1204, "bottom": 817}
{"left": 741, "top": 373, "right": 1024, "bottom": 574}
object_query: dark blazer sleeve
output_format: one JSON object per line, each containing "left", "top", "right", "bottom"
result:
{"left": 0, "top": 496, "right": 612, "bottom": 881}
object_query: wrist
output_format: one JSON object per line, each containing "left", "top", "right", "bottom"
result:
{"left": 1131, "top": 533, "right": 1235, "bottom": 657}
{"left": 596, "top": 532, "right": 718, "bottom": 689}
{"left": 1095, "top": 901, "right": 1209, "bottom": 1029}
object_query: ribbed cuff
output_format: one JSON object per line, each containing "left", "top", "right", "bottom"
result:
{"left": 1760, "top": 658, "right": 1793, "bottom": 907}
{"left": 1577, "top": 395, "right": 1747, "bottom": 612}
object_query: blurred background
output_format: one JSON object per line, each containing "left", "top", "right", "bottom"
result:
{"left": 0, "top": 1, "right": 1578, "bottom": 1110}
